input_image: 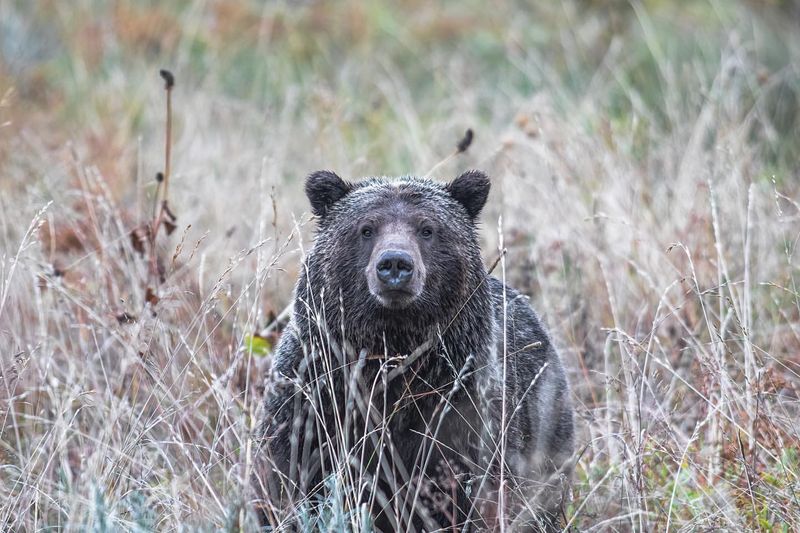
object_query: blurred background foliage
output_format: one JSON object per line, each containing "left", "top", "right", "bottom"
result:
{"left": 1, "top": 0, "right": 798, "bottom": 179}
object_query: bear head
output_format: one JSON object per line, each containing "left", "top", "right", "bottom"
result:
{"left": 303, "top": 170, "right": 491, "bottom": 323}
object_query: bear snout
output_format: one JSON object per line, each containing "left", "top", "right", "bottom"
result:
{"left": 376, "top": 250, "right": 414, "bottom": 289}
{"left": 367, "top": 237, "right": 426, "bottom": 308}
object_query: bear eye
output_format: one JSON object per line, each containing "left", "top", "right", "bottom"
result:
{"left": 361, "top": 226, "right": 374, "bottom": 239}
{"left": 420, "top": 227, "right": 434, "bottom": 239}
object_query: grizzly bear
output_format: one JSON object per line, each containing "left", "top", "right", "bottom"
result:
{"left": 253, "top": 170, "right": 574, "bottom": 532}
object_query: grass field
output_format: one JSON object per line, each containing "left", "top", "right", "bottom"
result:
{"left": 1, "top": 0, "right": 799, "bottom": 530}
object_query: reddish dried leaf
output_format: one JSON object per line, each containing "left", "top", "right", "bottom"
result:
{"left": 145, "top": 287, "right": 159, "bottom": 307}
{"left": 164, "top": 219, "right": 177, "bottom": 236}
{"left": 130, "top": 227, "right": 147, "bottom": 256}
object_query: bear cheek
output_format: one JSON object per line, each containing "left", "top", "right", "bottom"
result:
{"left": 326, "top": 238, "right": 370, "bottom": 293}
{"left": 428, "top": 254, "right": 461, "bottom": 300}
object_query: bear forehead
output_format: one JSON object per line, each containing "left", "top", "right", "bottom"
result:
{"left": 346, "top": 176, "right": 452, "bottom": 206}
{"left": 355, "top": 176, "right": 443, "bottom": 193}
{"left": 337, "top": 179, "right": 460, "bottom": 220}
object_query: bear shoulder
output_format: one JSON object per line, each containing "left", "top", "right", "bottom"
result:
{"left": 488, "top": 277, "right": 552, "bottom": 347}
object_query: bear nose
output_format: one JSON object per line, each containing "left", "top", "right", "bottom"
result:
{"left": 376, "top": 250, "right": 414, "bottom": 289}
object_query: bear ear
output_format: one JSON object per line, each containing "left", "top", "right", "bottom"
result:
{"left": 305, "top": 170, "right": 352, "bottom": 217}
{"left": 445, "top": 170, "right": 491, "bottom": 219}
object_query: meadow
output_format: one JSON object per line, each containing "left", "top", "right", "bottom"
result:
{"left": 1, "top": 0, "right": 799, "bottom": 530}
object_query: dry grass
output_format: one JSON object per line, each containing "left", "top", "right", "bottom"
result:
{"left": 1, "top": 0, "right": 799, "bottom": 531}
